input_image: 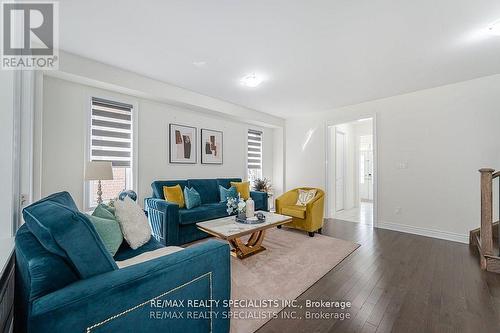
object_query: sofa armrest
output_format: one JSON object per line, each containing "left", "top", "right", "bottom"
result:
{"left": 145, "top": 197, "right": 180, "bottom": 246}
{"left": 275, "top": 190, "right": 298, "bottom": 213}
{"left": 250, "top": 191, "right": 269, "bottom": 211}
{"left": 30, "top": 240, "right": 231, "bottom": 333}
{"left": 305, "top": 192, "right": 325, "bottom": 230}
{"left": 305, "top": 192, "right": 325, "bottom": 211}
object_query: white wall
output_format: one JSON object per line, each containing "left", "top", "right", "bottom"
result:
{"left": 41, "top": 76, "right": 277, "bottom": 209}
{"left": 272, "top": 127, "right": 285, "bottom": 196}
{"left": 286, "top": 74, "right": 500, "bottom": 243}
{"left": 0, "top": 72, "right": 14, "bottom": 238}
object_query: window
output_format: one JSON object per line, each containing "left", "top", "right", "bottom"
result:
{"left": 87, "top": 97, "right": 134, "bottom": 209}
{"left": 247, "top": 129, "right": 263, "bottom": 182}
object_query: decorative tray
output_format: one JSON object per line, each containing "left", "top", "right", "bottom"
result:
{"left": 235, "top": 213, "right": 266, "bottom": 224}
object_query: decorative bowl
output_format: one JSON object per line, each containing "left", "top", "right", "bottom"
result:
{"left": 235, "top": 213, "right": 266, "bottom": 224}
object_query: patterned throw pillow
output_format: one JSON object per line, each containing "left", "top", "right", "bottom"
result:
{"left": 296, "top": 189, "right": 317, "bottom": 206}
{"left": 184, "top": 187, "right": 202, "bottom": 210}
{"left": 219, "top": 185, "right": 238, "bottom": 202}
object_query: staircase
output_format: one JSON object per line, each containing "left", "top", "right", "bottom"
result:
{"left": 469, "top": 168, "right": 500, "bottom": 273}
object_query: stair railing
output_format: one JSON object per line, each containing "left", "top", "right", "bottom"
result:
{"left": 479, "top": 168, "right": 499, "bottom": 268}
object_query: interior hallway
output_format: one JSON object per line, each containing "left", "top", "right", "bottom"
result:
{"left": 333, "top": 202, "right": 373, "bottom": 225}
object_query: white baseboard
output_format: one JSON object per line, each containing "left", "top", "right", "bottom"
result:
{"left": 376, "top": 221, "right": 469, "bottom": 244}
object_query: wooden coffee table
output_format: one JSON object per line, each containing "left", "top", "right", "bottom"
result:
{"left": 196, "top": 211, "right": 292, "bottom": 259}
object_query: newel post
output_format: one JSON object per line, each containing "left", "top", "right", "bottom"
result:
{"left": 479, "top": 168, "right": 495, "bottom": 269}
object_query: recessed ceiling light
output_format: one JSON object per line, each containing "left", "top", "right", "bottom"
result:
{"left": 240, "top": 73, "right": 264, "bottom": 88}
{"left": 357, "top": 118, "right": 372, "bottom": 122}
{"left": 192, "top": 61, "right": 207, "bottom": 67}
{"left": 488, "top": 20, "right": 500, "bottom": 36}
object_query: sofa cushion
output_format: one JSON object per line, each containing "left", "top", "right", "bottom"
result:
{"left": 217, "top": 178, "right": 242, "bottom": 189}
{"left": 219, "top": 185, "right": 238, "bottom": 202}
{"left": 187, "top": 179, "right": 219, "bottom": 204}
{"left": 115, "top": 196, "right": 152, "bottom": 250}
{"left": 184, "top": 187, "right": 202, "bottom": 209}
{"left": 116, "top": 246, "right": 184, "bottom": 268}
{"left": 15, "top": 224, "right": 79, "bottom": 300}
{"left": 296, "top": 189, "right": 317, "bottom": 206}
{"left": 92, "top": 203, "right": 116, "bottom": 219}
{"left": 114, "top": 237, "right": 165, "bottom": 261}
{"left": 87, "top": 214, "right": 123, "bottom": 256}
{"left": 163, "top": 184, "right": 185, "bottom": 208}
{"left": 178, "top": 203, "right": 228, "bottom": 225}
{"left": 231, "top": 181, "right": 251, "bottom": 200}
{"left": 281, "top": 205, "right": 307, "bottom": 219}
{"left": 23, "top": 192, "right": 118, "bottom": 279}
{"left": 151, "top": 180, "right": 188, "bottom": 199}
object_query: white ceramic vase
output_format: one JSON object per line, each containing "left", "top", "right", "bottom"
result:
{"left": 246, "top": 197, "right": 255, "bottom": 218}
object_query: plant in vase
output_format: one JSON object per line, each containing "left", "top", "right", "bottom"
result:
{"left": 226, "top": 196, "right": 246, "bottom": 219}
{"left": 252, "top": 178, "right": 272, "bottom": 193}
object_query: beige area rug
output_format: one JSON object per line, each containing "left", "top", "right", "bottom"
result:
{"left": 229, "top": 228, "right": 359, "bottom": 333}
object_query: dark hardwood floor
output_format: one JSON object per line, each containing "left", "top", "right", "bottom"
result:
{"left": 257, "top": 219, "right": 500, "bottom": 333}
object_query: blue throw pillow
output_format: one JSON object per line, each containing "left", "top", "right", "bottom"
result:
{"left": 219, "top": 185, "right": 237, "bottom": 202}
{"left": 184, "top": 187, "right": 201, "bottom": 209}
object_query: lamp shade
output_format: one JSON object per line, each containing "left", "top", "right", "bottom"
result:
{"left": 84, "top": 161, "right": 113, "bottom": 181}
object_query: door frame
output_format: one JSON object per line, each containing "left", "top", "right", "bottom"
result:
{"left": 325, "top": 114, "right": 378, "bottom": 226}
{"left": 334, "top": 128, "right": 346, "bottom": 212}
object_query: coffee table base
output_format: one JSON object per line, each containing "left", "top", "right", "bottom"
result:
{"left": 228, "top": 230, "right": 266, "bottom": 259}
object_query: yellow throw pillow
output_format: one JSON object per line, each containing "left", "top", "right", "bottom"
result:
{"left": 231, "top": 181, "right": 250, "bottom": 200}
{"left": 163, "top": 185, "right": 185, "bottom": 208}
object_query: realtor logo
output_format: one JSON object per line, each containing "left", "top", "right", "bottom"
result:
{"left": 1, "top": 1, "right": 58, "bottom": 69}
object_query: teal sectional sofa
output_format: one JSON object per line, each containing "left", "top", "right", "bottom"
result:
{"left": 145, "top": 178, "right": 269, "bottom": 246}
{"left": 15, "top": 192, "right": 230, "bottom": 333}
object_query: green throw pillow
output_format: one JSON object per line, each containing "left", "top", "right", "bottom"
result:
{"left": 93, "top": 204, "right": 116, "bottom": 220}
{"left": 183, "top": 187, "right": 201, "bottom": 210}
{"left": 88, "top": 210, "right": 123, "bottom": 256}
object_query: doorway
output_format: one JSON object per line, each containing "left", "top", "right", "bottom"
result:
{"left": 327, "top": 118, "right": 375, "bottom": 225}
{"left": 335, "top": 130, "right": 345, "bottom": 212}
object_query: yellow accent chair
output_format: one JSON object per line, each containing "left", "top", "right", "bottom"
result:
{"left": 275, "top": 187, "right": 325, "bottom": 237}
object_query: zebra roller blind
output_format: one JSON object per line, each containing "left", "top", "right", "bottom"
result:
{"left": 247, "top": 129, "right": 262, "bottom": 170}
{"left": 91, "top": 97, "right": 133, "bottom": 167}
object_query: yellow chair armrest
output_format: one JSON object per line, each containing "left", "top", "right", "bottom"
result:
{"left": 275, "top": 190, "right": 298, "bottom": 213}
{"left": 305, "top": 192, "right": 324, "bottom": 211}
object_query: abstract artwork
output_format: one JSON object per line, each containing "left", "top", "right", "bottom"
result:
{"left": 169, "top": 124, "right": 197, "bottom": 164}
{"left": 201, "top": 129, "right": 223, "bottom": 164}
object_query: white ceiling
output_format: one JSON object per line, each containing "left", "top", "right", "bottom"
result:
{"left": 59, "top": 0, "right": 500, "bottom": 118}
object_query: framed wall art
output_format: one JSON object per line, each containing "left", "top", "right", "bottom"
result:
{"left": 201, "top": 128, "right": 223, "bottom": 164}
{"left": 169, "top": 124, "right": 197, "bottom": 164}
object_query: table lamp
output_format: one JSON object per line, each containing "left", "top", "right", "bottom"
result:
{"left": 85, "top": 161, "right": 113, "bottom": 205}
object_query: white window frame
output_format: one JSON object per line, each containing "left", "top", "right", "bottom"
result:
{"left": 247, "top": 128, "right": 263, "bottom": 183}
{"left": 84, "top": 93, "right": 138, "bottom": 211}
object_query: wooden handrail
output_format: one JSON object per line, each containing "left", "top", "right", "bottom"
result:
{"left": 479, "top": 168, "right": 495, "bottom": 269}
{"left": 493, "top": 171, "right": 500, "bottom": 179}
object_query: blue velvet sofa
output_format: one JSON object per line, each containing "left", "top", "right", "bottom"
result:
{"left": 15, "top": 192, "right": 230, "bottom": 333}
{"left": 145, "top": 178, "right": 268, "bottom": 246}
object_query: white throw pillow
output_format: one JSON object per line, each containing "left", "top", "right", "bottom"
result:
{"left": 114, "top": 196, "right": 152, "bottom": 249}
{"left": 296, "top": 189, "right": 317, "bottom": 206}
